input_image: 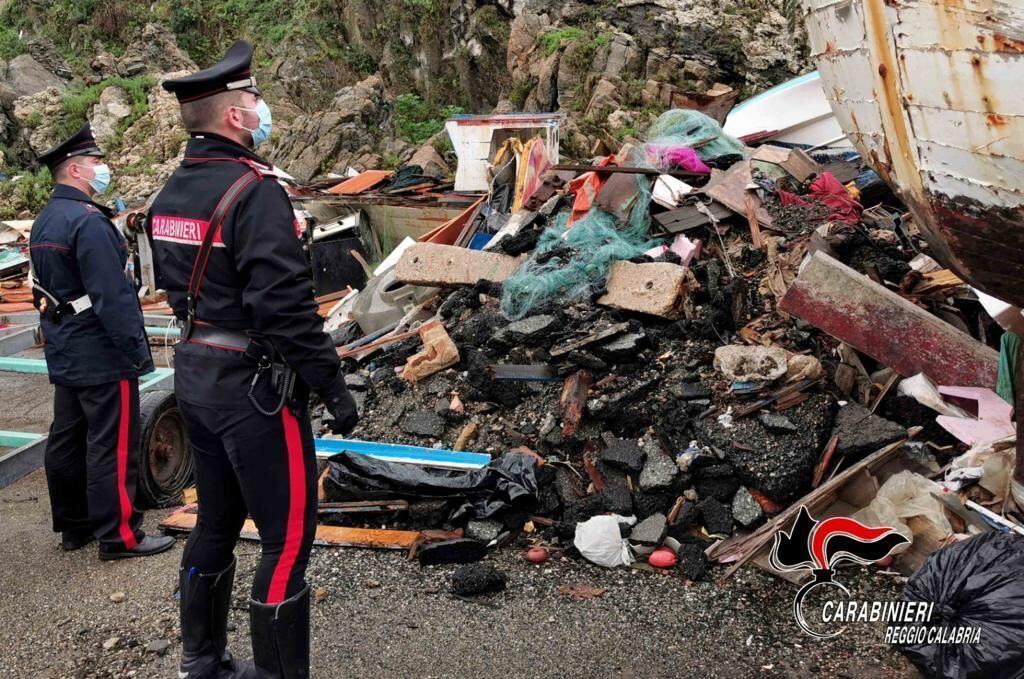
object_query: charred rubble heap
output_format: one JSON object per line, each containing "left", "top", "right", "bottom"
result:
{"left": 309, "top": 109, "right": 1002, "bottom": 582}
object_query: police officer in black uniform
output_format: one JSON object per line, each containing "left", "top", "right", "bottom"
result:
{"left": 150, "top": 42, "right": 358, "bottom": 679}
{"left": 30, "top": 123, "right": 175, "bottom": 560}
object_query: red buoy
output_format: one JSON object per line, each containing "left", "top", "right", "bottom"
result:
{"left": 525, "top": 547, "right": 549, "bottom": 563}
{"left": 649, "top": 547, "right": 677, "bottom": 569}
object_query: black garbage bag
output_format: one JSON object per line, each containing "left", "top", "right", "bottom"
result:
{"left": 323, "top": 451, "right": 538, "bottom": 524}
{"left": 900, "top": 532, "right": 1024, "bottom": 678}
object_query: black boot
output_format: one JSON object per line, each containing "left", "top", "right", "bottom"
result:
{"left": 249, "top": 585, "right": 311, "bottom": 679}
{"left": 179, "top": 558, "right": 256, "bottom": 679}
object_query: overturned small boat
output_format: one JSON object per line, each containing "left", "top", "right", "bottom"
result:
{"left": 803, "top": 0, "right": 1024, "bottom": 306}
{"left": 723, "top": 70, "right": 853, "bottom": 148}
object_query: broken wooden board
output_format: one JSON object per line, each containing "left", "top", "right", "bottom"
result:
{"left": 780, "top": 252, "right": 998, "bottom": 388}
{"left": 317, "top": 500, "right": 410, "bottom": 515}
{"left": 396, "top": 243, "right": 525, "bottom": 286}
{"left": 598, "top": 261, "right": 688, "bottom": 319}
{"left": 652, "top": 201, "right": 733, "bottom": 234}
{"left": 488, "top": 364, "right": 560, "bottom": 381}
{"left": 549, "top": 323, "right": 630, "bottom": 357}
{"left": 751, "top": 145, "right": 821, "bottom": 183}
{"left": 161, "top": 507, "right": 421, "bottom": 550}
{"left": 560, "top": 370, "right": 593, "bottom": 437}
{"left": 702, "top": 162, "right": 772, "bottom": 228}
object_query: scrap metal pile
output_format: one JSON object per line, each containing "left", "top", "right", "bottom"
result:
{"left": 306, "top": 108, "right": 1019, "bottom": 584}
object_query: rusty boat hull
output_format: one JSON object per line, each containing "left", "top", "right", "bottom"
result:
{"left": 803, "top": 0, "right": 1024, "bottom": 307}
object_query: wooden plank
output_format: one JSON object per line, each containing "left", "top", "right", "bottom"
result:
{"left": 745, "top": 195, "right": 763, "bottom": 249}
{"left": 812, "top": 434, "right": 839, "bottom": 487}
{"left": 703, "top": 161, "right": 773, "bottom": 227}
{"left": 652, "top": 202, "right": 733, "bottom": 233}
{"left": 560, "top": 370, "right": 593, "bottom": 437}
{"left": 160, "top": 508, "right": 421, "bottom": 550}
{"left": 550, "top": 323, "right": 629, "bottom": 357}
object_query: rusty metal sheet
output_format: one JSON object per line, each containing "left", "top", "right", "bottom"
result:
{"left": 326, "top": 170, "right": 394, "bottom": 195}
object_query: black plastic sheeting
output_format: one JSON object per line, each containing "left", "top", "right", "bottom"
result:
{"left": 900, "top": 532, "right": 1024, "bottom": 678}
{"left": 323, "top": 451, "right": 538, "bottom": 525}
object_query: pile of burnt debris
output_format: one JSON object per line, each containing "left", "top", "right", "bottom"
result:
{"left": 282, "top": 109, "right": 1019, "bottom": 588}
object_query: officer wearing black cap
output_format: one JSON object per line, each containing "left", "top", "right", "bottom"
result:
{"left": 30, "top": 123, "right": 175, "bottom": 560}
{"left": 150, "top": 41, "right": 358, "bottom": 679}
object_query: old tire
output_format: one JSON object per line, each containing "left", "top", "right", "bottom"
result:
{"left": 137, "top": 389, "right": 192, "bottom": 508}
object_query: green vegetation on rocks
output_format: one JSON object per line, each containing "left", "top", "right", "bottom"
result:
{"left": 55, "top": 75, "right": 157, "bottom": 144}
{"left": 394, "top": 93, "right": 463, "bottom": 145}
{"left": 0, "top": 167, "right": 52, "bottom": 220}
{"left": 0, "top": 25, "right": 26, "bottom": 60}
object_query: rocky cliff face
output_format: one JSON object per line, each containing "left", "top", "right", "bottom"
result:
{"left": 0, "top": 0, "right": 809, "bottom": 209}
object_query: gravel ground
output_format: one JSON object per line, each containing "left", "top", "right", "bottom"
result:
{"left": 0, "top": 470, "right": 920, "bottom": 678}
{"left": 0, "top": 343, "right": 920, "bottom": 677}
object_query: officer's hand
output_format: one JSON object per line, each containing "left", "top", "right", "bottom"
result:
{"left": 325, "top": 390, "right": 359, "bottom": 436}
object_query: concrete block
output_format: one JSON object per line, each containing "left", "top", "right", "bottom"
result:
{"left": 396, "top": 243, "right": 524, "bottom": 286}
{"left": 597, "top": 261, "right": 688, "bottom": 318}
{"left": 781, "top": 252, "right": 998, "bottom": 388}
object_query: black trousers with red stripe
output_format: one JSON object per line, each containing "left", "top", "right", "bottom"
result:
{"left": 45, "top": 379, "right": 144, "bottom": 549}
{"left": 178, "top": 401, "right": 317, "bottom": 604}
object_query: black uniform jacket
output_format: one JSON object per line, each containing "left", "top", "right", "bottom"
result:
{"left": 29, "top": 184, "right": 153, "bottom": 386}
{"left": 148, "top": 134, "right": 345, "bottom": 410}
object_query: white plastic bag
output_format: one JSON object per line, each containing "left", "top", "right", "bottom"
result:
{"left": 897, "top": 373, "right": 970, "bottom": 418}
{"left": 574, "top": 515, "right": 635, "bottom": 568}
{"left": 853, "top": 471, "right": 952, "bottom": 553}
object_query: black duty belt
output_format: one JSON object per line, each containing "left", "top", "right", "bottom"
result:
{"left": 186, "top": 321, "right": 298, "bottom": 416}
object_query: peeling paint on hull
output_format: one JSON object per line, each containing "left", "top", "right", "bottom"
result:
{"left": 804, "top": 0, "right": 1024, "bottom": 306}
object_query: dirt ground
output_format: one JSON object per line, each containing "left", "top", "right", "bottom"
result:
{"left": 0, "top": 466, "right": 921, "bottom": 679}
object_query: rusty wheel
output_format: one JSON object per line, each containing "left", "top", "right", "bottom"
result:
{"left": 137, "top": 389, "right": 193, "bottom": 508}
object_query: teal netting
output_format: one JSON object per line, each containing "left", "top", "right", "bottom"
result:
{"left": 500, "top": 174, "right": 656, "bottom": 319}
{"left": 645, "top": 109, "right": 746, "bottom": 161}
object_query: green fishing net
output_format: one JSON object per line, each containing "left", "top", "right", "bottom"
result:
{"left": 645, "top": 108, "right": 745, "bottom": 161}
{"left": 500, "top": 173, "right": 656, "bottom": 319}
{"left": 498, "top": 110, "right": 740, "bottom": 319}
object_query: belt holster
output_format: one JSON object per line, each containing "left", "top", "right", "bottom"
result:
{"left": 246, "top": 336, "right": 298, "bottom": 417}
{"left": 32, "top": 287, "right": 65, "bottom": 324}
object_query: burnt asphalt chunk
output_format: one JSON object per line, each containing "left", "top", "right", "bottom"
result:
{"left": 639, "top": 439, "right": 679, "bottom": 491}
{"left": 598, "top": 485, "right": 634, "bottom": 516}
{"left": 596, "top": 332, "right": 647, "bottom": 361}
{"left": 630, "top": 512, "right": 668, "bottom": 545}
{"left": 831, "top": 403, "right": 907, "bottom": 460}
{"left": 401, "top": 410, "right": 446, "bottom": 438}
{"left": 758, "top": 412, "right": 798, "bottom": 433}
{"left": 699, "top": 498, "right": 733, "bottom": 536}
{"left": 493, "top": 315, "right": 559, "bottom": 346}
{"left": 731, "top": 487, "right": 764, "bottom": 528}
{"left": 693, "top": 464, "right": 740, "bottom": 503}
{"left": 600, "top": 434, "right": 646, "bottom": 474}
{"left": 676, "top": 542, "right": 709, "bottom": 581}
{"left": 451, "top": 563, "right": 507, "bottom": 596}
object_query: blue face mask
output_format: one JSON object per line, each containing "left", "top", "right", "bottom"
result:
{"left": 237, "top": 100, "right": 273, "bottom": 147}
{"left": 83, "top": 163, "right": 111, "bottom": 194}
